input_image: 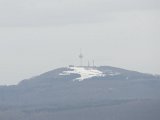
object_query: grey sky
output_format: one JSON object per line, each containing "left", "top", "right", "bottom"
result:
{"left": 0, "top": 0, "right": 160, "bottom": 85}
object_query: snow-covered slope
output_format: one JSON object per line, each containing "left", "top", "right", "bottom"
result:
{"left": 59, "top": 67, "right": 105, "bottom": 81}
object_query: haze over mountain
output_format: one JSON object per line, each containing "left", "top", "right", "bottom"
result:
{"left": 0, "top": 65, "right": 160, "bottom": 120}
{"left": 0, "top": 0, "right": 159, "bottom": 119}
{"left": 0, "top": 0, "right": 160, "bottom": 85}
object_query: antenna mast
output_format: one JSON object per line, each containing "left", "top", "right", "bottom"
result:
{"left": 79, "top": 50, "right": 83, "bottom": 67}
{"left": 93, "top": 60, "right": 95, "bottom": 67}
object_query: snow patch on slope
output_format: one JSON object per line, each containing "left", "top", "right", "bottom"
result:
{"left": 59, "top": 67, "right": 105, "bottom": 81}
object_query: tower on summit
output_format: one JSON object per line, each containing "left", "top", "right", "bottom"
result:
{"left": 79, "top": 50, "right": 83, "bottom": 66}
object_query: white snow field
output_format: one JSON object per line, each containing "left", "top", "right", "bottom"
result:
{"left": 59, "top": 67, "right": 105, "bottom": 81}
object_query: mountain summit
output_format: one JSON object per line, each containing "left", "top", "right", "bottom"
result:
{"left": 18, "top": 65, "right": 159, "bottom": 85}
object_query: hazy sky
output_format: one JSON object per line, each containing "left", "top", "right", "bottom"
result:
{"left": 0, "top": 0, "right": 160, "bottom": 85}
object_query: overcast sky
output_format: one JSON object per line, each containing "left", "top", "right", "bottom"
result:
{"left": 0, "top": 0, "right": 160, "bottom": 85}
